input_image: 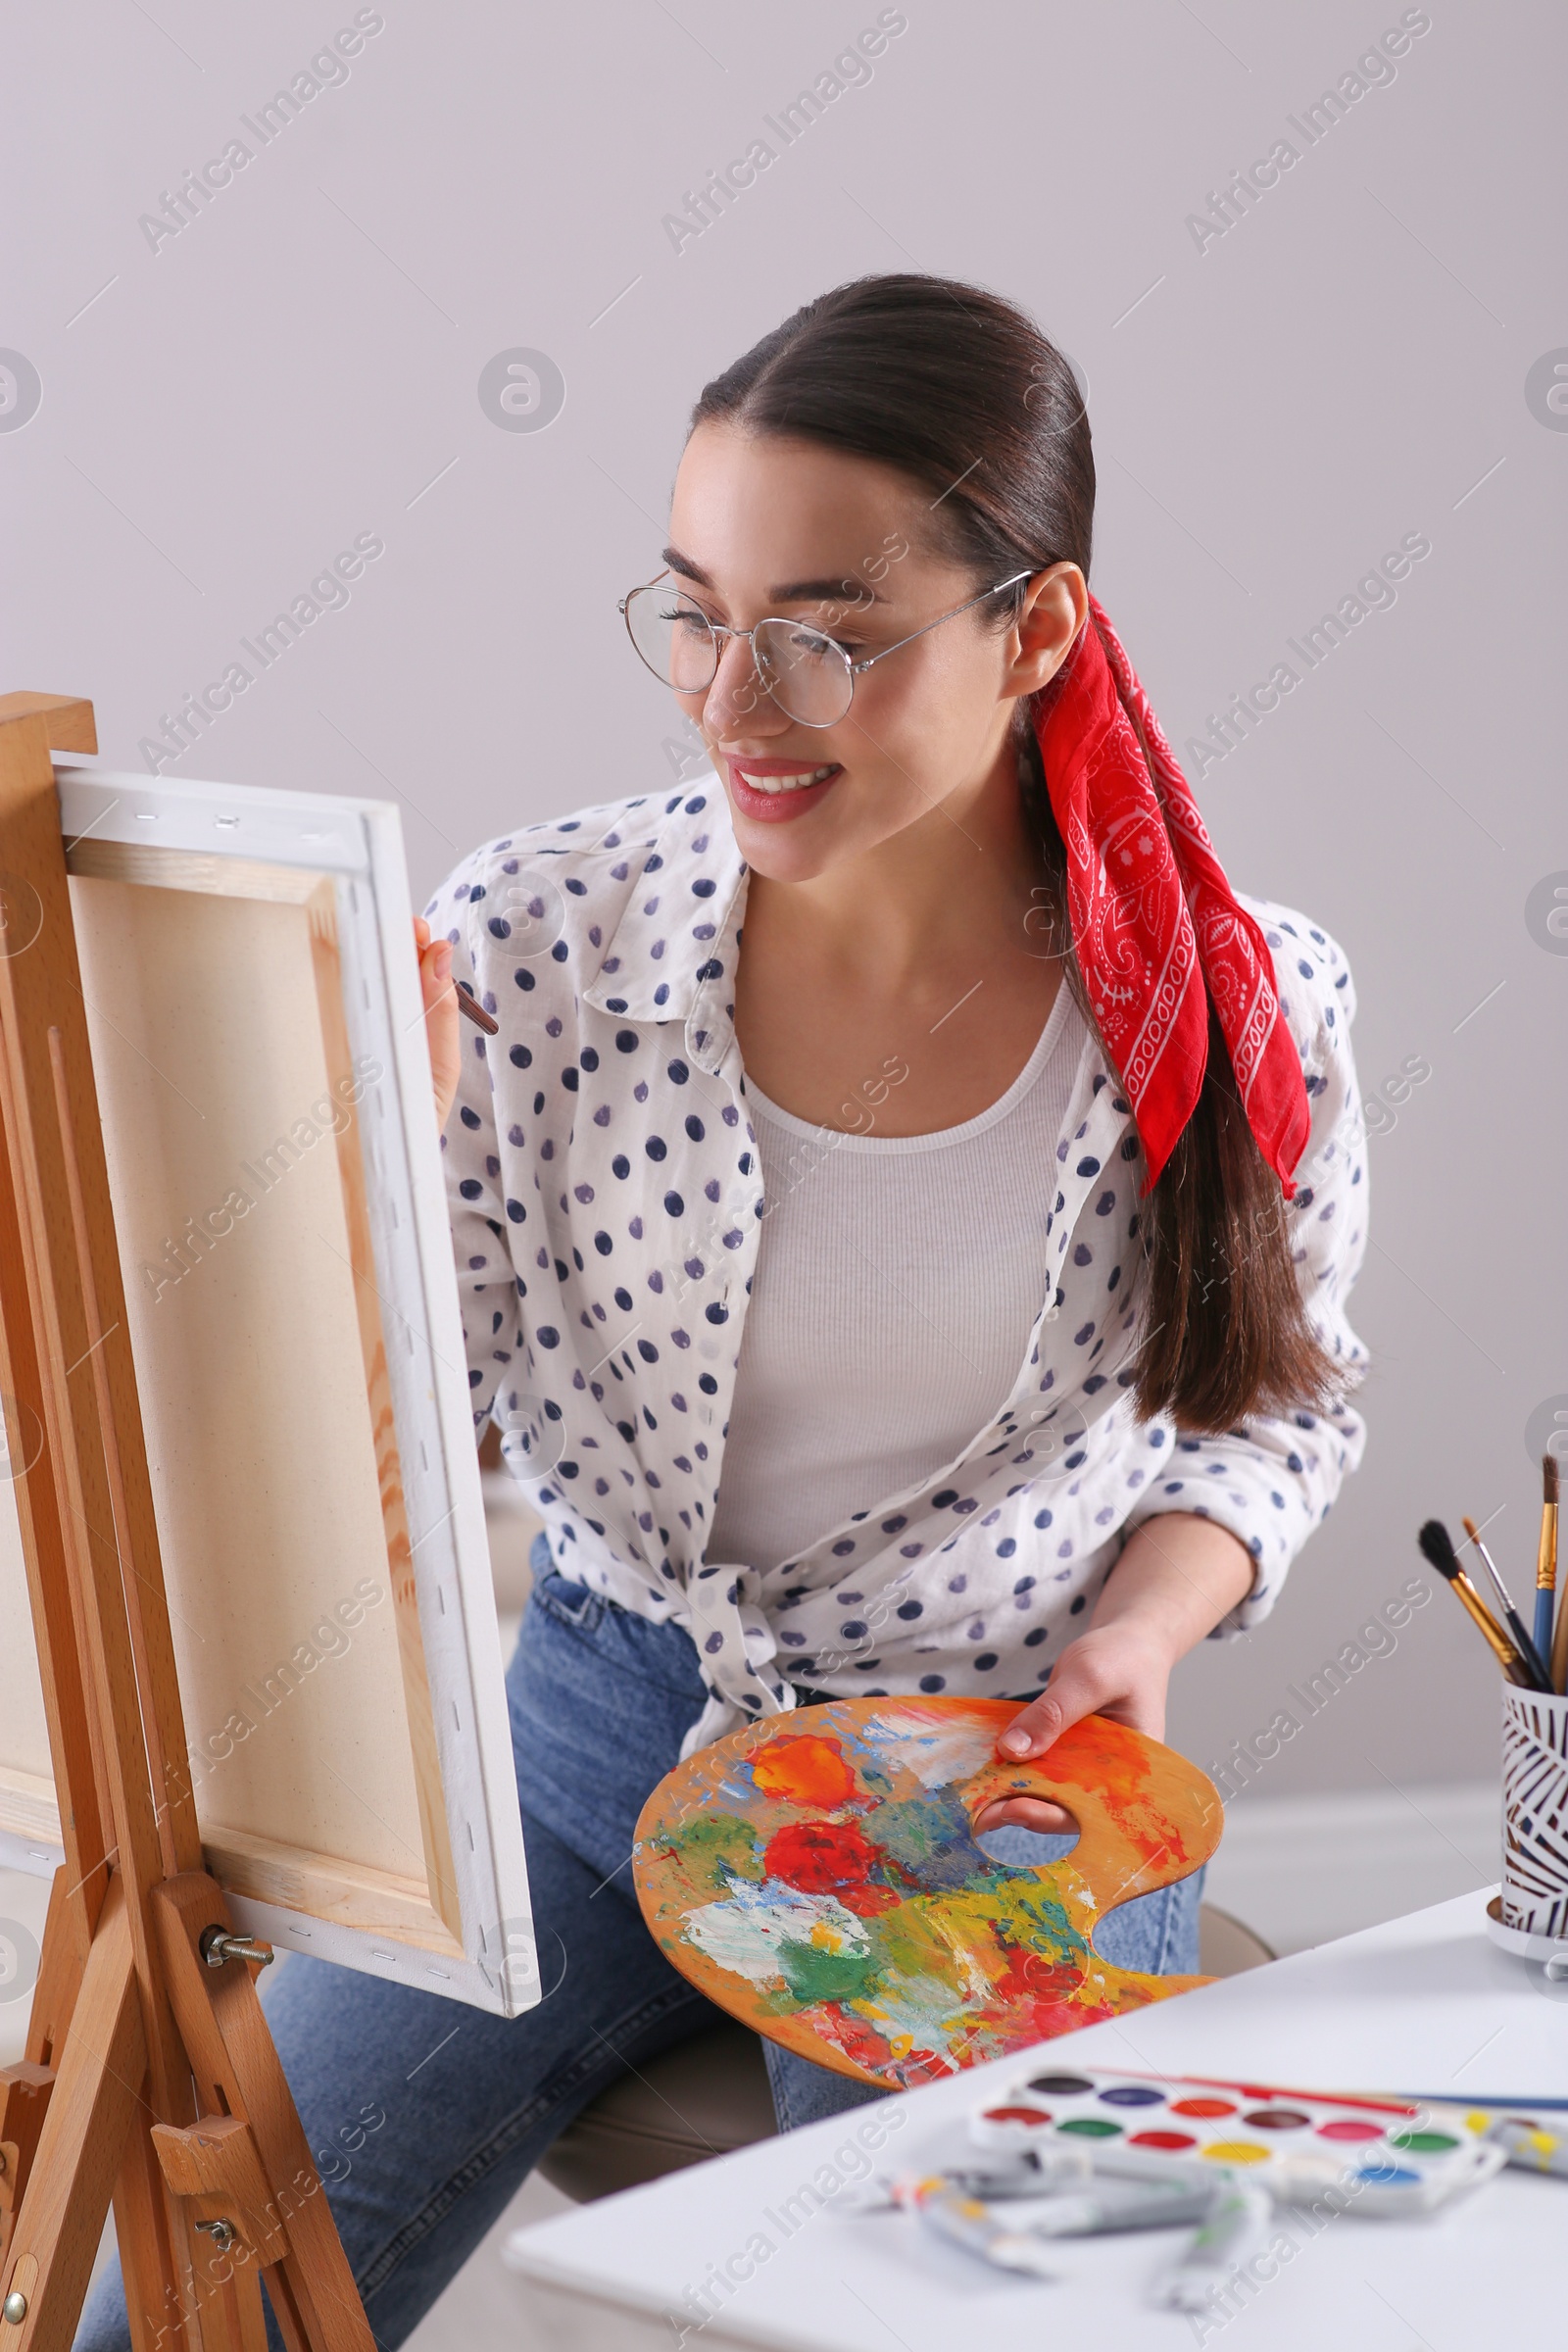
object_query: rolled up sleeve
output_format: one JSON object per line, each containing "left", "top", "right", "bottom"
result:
{"left": 1124, "top": 910, "right": 1370, "bottom": 1635}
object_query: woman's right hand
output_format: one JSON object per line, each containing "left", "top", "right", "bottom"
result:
{"left": 415, "top": 916, "right": 463, "bottom": 1133}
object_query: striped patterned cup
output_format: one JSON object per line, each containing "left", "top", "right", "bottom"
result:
{"left": 1501, "top": 1685, "right": 1568, "bottom": 1940}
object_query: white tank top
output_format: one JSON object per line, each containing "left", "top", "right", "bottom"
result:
{"left": 707, "top": 985, "right": 1086, "bottom": 1572}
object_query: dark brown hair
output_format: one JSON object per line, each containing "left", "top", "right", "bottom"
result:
{"left": 692, "top": 271, "right": 1343, "bottom": 1434}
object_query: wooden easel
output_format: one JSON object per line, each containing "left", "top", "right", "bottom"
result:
{"left": 0, "top": 695, "right": 374, "bottom": 2352}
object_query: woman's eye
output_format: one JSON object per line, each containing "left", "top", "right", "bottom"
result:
{"left": 786, "top": 627, "right": 859, "bottom": 657}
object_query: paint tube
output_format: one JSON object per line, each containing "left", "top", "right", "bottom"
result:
{"left": 1490, "top": 2117, "right": 1568, "bottom": 2177}
{"left": 846, "top": 2148, "right": 1093, "bottom": 2212}
{"left": 946, "top": 2148, "right": 1094, "bottom": 2193}
{"left": 1089, "top": 2145, "right": 1231, "bottom": 2194}
{"left": 1155, "top": 2180, "right": 1273, "bottom": 2311}
{"left": 1013, "top": 2177, "right": 1216, "bottom": 2237}
{"left": 915, "top": 2189, "right": 1059, "bottom": 2278}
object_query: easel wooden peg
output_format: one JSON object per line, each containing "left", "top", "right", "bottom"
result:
{"left": 0, "top": 694, "right": 374, "bottom": 2352}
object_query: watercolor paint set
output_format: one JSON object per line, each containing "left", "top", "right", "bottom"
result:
{"left": 852, "top": 2067, "right": 1554, "bottom": 2307}
{"left": 956, "top": 2069, "right": 1504, "bottom": 2215}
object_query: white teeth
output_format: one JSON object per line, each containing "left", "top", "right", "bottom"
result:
{"left": 739, "top": 765, "right": 837, "bottom": 795}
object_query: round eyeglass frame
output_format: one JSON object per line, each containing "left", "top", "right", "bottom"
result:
{"left": 616, "top": 568, "right": 1035, "bottom": 728}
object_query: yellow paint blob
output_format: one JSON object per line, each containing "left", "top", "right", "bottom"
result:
{"left": 1202, "top": 2141, "right": 1271, "bottom": 2165}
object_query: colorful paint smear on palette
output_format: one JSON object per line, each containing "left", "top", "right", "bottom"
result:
{"left": 632, "top": 1695, "right": 1222, "bottom": 2088}
{"left": 966, "top": 2072, "right": 1506, "bottom": 2213}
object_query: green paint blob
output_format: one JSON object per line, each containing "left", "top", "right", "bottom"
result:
{"left": 663, "top": 1814, "right": 763, "bottom": 1897}
{"left": 1388, "top": 2131, "right": 1458, "bottom": 2153}
{"left": 1057, "top": 2117, "right": 1123, "bottom": 2138}
{"left": 775, "top": 1935, "right": 879, "bottom": 2008}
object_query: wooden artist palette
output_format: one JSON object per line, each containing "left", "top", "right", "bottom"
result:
{"left": 631, "top": 1696, "right": 1222, "bottom": 2088}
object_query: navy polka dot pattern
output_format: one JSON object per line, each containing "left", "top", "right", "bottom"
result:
{"left": 430, "top": 782, "right": 1369, "bottom": 1755}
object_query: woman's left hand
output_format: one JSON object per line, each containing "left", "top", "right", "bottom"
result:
{"left": 972, "top": 1513, "right": 1255, "bottom": 1836}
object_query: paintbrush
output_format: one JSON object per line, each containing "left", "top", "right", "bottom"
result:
{"left": 1541, "top": 1455, "right": 1564, "bottom": 1695}
{"left": 1462, "top": 1516, "right": 1553, "bottom": 1691}
{"left": 1417, "top": 1521, "right": 1536, "bottom": 1686}
{"left": 456, "top": 987, "right": 499, "bottom": 1035}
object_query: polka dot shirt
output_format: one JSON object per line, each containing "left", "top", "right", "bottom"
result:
{"left": 429, "top": 778, "right": 1369, "bottom": 1756}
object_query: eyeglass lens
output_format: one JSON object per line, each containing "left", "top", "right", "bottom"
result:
{"left": 623, "top": 585, "right": 853, "bottom": 725}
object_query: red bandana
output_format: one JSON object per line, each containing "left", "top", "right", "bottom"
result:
{"left": 1032, "top": 595, "right": 1310, "bottom": 1197}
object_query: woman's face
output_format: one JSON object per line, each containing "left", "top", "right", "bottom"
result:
{"left": 663, "top": 421, "right": 1082, "bottom": 883}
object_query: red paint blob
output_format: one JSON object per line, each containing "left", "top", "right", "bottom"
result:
{"left": 1129, "top": 2131, "right": 1198, "bottom": 2151}
{"left": 753, "top": 1736, "right": 858, "bottom": 1810}
{"left": 992, "top": 1946, "right": 1088, "bottom": 2005}
{"left": 1170, "top": 2097, "right": 1236, "bottom": 2119}
{"left": 761, "top": 1819, "right": 897, "bottom": 1915}
{"left": 1316, "top": 2119, "right": 1385, "bottom": 2142}
{"left": 981, "top": 2106, "right": 1054, "bottom": 2129}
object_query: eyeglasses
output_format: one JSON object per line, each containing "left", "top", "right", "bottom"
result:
{"left": 617, "top": 569, "right": 1034, "bottom": 729}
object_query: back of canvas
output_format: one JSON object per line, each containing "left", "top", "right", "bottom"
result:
{"left": 67, "top": 874, "right": 431, "bottom": 1890}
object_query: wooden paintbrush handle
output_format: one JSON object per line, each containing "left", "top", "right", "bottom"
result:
{"left": 1452, "top": 1570, "right": 1532, "bottom": 1684}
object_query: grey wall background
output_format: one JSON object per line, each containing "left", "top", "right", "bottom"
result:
{"left": 3, "top": 0, "right": 1563, "bottom": 1803}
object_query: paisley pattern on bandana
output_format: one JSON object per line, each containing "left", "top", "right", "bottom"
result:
{"left": 1034, "top": 597, "right": 1312, "bottom": 1195}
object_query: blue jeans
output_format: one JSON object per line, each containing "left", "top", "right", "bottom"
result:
{"left": 78, "top": 1540, "right": 1201, "bottom": 2349}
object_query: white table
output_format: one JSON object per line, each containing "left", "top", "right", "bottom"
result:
{"left": 506, "top": 1890, "right": 1565, "bottom": 2349}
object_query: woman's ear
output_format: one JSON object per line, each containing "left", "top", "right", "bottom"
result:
{"left": 1007, "top": 563, "right": 1089, "bottom": 698}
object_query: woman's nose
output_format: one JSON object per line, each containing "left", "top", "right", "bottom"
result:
{"left": 703, "top": 632, "right": 785, "bottom": 737}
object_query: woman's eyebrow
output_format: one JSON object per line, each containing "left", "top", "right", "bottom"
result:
{"left": 661, "top": 545, "right": 887, "bottom": 603}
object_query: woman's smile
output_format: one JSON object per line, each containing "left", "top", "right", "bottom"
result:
{"left": 724, "top": 753, "right": 845, "bottom": 822}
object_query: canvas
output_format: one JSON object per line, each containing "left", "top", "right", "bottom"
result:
{"left": 0, "top": 762, "right": 536, "bottom": 2018}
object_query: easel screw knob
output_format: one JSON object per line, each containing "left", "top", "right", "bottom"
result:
{"left": 199, "top": 1929, "right": 274, "bottom": 1970}
{"left": 194, "top": 2220, "right": 237, "bottom": 2254}
{"left": 2, "top": 2291, "right": 26, "bottom": 2324}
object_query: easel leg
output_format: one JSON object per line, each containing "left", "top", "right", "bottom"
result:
{"left": 24, "top": 1868, "right": 92, "bottom": 2078}
{"left": 119, "top": 2104, "right": 267, "bottom": 2352}
{"left": 0, "top": 1879, "right": 145, "bottom": 2352}
{"left": 153, "top": 1879, "right": 374, "bottom": 2352}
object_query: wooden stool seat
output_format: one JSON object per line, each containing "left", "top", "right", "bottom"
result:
{"left": 537, "top": 2016, "right": 777, "bottom": 2204}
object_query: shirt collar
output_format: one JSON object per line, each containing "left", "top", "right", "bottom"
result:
{"left": 580, "top": 769, "right": 749, "bottom": 1028}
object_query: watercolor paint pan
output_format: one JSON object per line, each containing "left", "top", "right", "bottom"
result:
{"left": 1394, "top": 2096, "right": 1568, "bottom": 2180}
{"left": 965, "top": 2070, "right": 1503, "bottom": 2216}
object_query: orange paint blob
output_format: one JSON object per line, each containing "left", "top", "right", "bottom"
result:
{"left": 1051, "top": 1712, "right": 1152, "bottom": 1793}
{"left": 752, "top": 1735, "right": 858, "bottom": 1810}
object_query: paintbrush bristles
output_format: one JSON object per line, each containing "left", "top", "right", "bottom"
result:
{"left": 1418, "top": 1520, "right": 1462, "bottom": 1579}
{"left": 1462, "top": 1515, "right": 1518, "bottom": 1610}
{"left": 1417, "top": 1518, "right": 1536, "bottom": 1684}
{"left": 1547, "top": 1453, "right": 1560, "bottom": 1505}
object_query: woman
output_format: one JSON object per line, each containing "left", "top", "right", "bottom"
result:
{"left": 85, "top": 272, "right": 1368, "bottom": 2349}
